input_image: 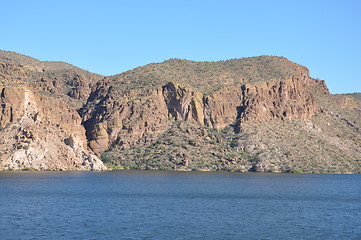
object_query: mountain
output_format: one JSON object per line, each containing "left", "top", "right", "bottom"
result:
{"left": 0, "top": 50, "right": 360, "bottom": 172}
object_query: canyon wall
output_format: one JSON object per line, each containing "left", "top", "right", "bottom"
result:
{"left": 1, "top": 50, "right": 359, "bottom": 173}
{"left": 0, "top": 86, "right": 106, "bottom": 170}
{"left": 81, "top": 66, "right": 327, "bottom": 155}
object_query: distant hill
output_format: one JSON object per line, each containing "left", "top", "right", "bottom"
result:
{"left": 0, "top": 50, "right": 360, "bottom": 173}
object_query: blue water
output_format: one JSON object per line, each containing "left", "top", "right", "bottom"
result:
{"left": 0, "top": 171, "right": 360, "bottom": 240}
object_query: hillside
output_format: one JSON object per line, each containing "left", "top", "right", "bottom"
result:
{"left": 0, "top": 50, "right": 102, "bottom": 108}
{"left": 0, "top": 51, "right": 106, "bottom": 170}
{"left": 103, "top": 56, "right": 308, "bottom": 96}
{"left": 0, "top": 50, "right": 360, "bottom": 172}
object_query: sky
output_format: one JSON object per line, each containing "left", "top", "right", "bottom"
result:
{"left": 1, "top": 0, "right": 360, "bottom": 94}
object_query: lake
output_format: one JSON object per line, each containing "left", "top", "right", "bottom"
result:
{"left": 0, "top": 171, "right": 360, "bottom": 239}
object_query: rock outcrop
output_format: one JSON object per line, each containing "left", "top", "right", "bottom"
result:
{"left": 79, "top": 56, "right": 360, "bottom": 173}
{"left": 81, "top": 67, "right": 324, "bottom": 155}
{"left": 0, "top": 50, "right": 102, "bottom": 106}
{"left": 1, "top": 50, "right": 360, "bottom": 173}
{"left": 0, "top": 86, "right": 106, "bottom": 170}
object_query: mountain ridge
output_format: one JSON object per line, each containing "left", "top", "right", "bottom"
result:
{"left": 0, "top": 50, "right": 360, "bottom": 172}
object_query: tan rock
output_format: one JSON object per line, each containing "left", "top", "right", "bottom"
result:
{"left": 0, "top": 86, "right": 107, "bottom": 171}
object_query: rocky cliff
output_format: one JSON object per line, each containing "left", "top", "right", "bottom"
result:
{"left": 80, "top": 60, "right": 322, "bottom": 154}
{"left": 0, "top": 51, "right": 106, "bottom": 170}
{"left": 79, "top": 57, "right": 360, "bottom": 173}
{"left": 1, "top": 50, "right": 360, "bottom": 172}
{"left": 0, "top": 86, "right": 106, "bottom": 170}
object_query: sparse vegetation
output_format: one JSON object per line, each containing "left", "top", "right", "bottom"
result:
{"left": 105, "top": 56, "right": 305, "bottom": 97}
{"left": 1, "top": 50, "right": 360, "bottom": 172}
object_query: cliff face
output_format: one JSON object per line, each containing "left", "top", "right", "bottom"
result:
{"left": 81, "top": 66, "right": 323, "bottom": 155}
{"left": 1, "top": 50, "right": 360, "bottom": 172}
{"left": 0, "top": 51, "right": 106, "bottom": 170}
{"left": 0, "top": 86, "right": 106, "bottom": 170}
{"left": 80, "top": 57, "right": 361, "bottom": 173}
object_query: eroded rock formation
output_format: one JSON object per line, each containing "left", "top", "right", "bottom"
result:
{"left": 0, "top": 86, "right": 106, "bottom": 170}
{"left": 80, "top": 67, "right": 327, "bottom": 155}
{"left": 1, "top": 50, "right": 360, "bottom": 173}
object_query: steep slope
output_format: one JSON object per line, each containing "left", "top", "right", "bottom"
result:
{"left": 0, "top": 51, "right": 106, "bottom": 170}
{"left": 80, "top": 57, "right": 361, "bottom": 173}
{"left": 1, "top": 51, "right": 360, "bottom": 172}
{"left": 0, "top": 50, "right": 102, "bottom": 107}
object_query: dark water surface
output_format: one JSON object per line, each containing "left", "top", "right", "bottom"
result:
{"left": 0, "top": 171, "right": 360, "bottom": 240}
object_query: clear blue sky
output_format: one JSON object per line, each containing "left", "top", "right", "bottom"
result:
{"left": 1, "top": 0, "right": 360, "bottom": 94}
